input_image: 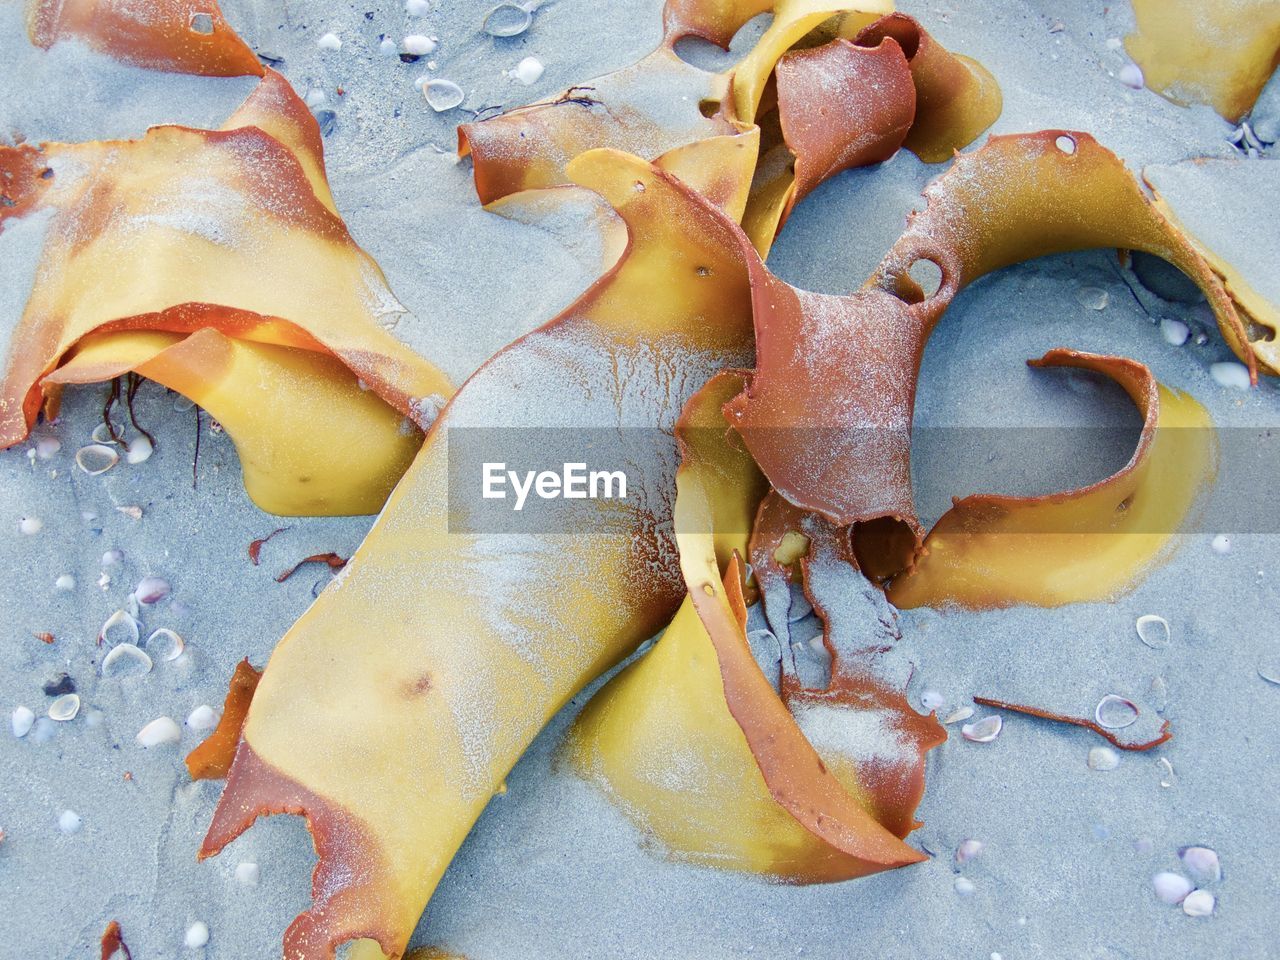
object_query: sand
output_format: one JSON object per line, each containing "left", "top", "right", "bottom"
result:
{"left": 0, "top": 1, "right": 1277, "bottom": 958}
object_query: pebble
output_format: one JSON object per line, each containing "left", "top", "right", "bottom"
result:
{"left": 11, "top": 706, "right": 35, "bottom": 738}
{"left": 316, "top": 32, "right": 342, "bottom": 51}
{"left": 55, "top": 574, "right": 75, "bottom": 591}
{"left": 1153, "top": 871, "right": 1193, "bottom": 905}
{"left": 1180, "top": 846, "right": 1221, "bottom": 883}
{"left": 43, "top": 674, "right": 75, "bottom": 696}
{"left": 1160, "top": 318, "right": 1190, "bottom": 346}
{"left": 954, "top": 876, "right": 976, "bottom": 895}
{"left": 403, "top": 34, "right": 438, "bottom": 56}
{"left": 1087, "top": 746, "right": 1119, "bottom": 770}
{"left": 187, "top": 705, "right": 219, "bottom": 731}
{"left": 234, "top": 862, "right": 260, "bottom": 886}
{"left": 1118, "top": 62, "right": 1145, "bottom": 89}
{"left": 1211, "top": 534, "right": 1231, "bottom": 555}
{"left": 58, "top": 810, "right": 82, "bottom": 834}
{"left": 34, "top": 436, "right": 61, "bottom": 460}
{"left": 137, "top": 716, "right": 182, "bottom": 748}
{"left": 1210, "top": 361, "right": 1250, "bottom": 390}
{"left": 961, "top": 715, "right": 1002, "bottom": 743}
{"left": 125, "top": 436, "right": 153, "bottom": 464}
{"left": 184, "top": 921, "right": 210, "bottom": 949}
{"left": 514, "top": 56, "right": 544, "bottom": 85}
{"left": 18, "top": 516, "right": 43, "bottom": 535}
{"left": 1182, "top": 889, "right": 1215, "bottom": 917}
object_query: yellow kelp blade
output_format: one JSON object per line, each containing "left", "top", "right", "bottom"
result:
{"left": 570, "top": 372, "right": 941, "bottom": 881}
{"left": 48, "top": 330, "right": 423, "bottom": 516}
{"left": 25, "top": 0, "right": 264, "bottom": 77}
{"left": 888, "top": 350, "right": 1215, "bottom": 609}
{"left": 0, "top": 69, "right": 451, "bottom": 468}
{"left": 1124, "top": 0, "right": 1280, "bottom": 122}
{"left": 725, "top": 131, "right": 1256, "bottom": 554}
{"left": 200, "top": 150, "right": 755, "bottom": 960}
{"left": 1146, "top": 157, "right": 1280, "bottom": 376}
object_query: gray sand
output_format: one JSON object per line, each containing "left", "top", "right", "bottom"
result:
{"left": 1, "top": 1, "right": 1277, "bottom": 959}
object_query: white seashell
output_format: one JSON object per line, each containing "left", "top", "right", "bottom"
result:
{"left": 920, "top": 689, "right": 946, "bottom": 712}
{"left": 18, "top": 516, "right": 43, "bottom": 535}
{"left": 955, "top": 839, "right": 984, "bottom": 864}
{"left": 1179, "top": 846, "right": 1221, "bottom": 884}
{"left": 1210, "top": 361, "right": 1250, "bottom": 390}
{"left": 1087, "top": 746, "right": 1119, "bottom": 770}
{"left": 187, "top": 705, "right": 219, "bottom": 730}
{"left": 34, "top": 436, "right": 61, "bottom": 460}
{"left": 136, "top": 716, "right": 182, "bottom": 747}
{"left": 1076, "top": 285, "right": 1109, "bottom": 310}
{"left": 953, "top": 876, "right": 975, "bottom": 895}
{"left": 134, "top": 575, "right": 171, "bottom": 605}
{"left": 403, "top": 34, "right": 437, "bottom": 56}
{"left": 406, "top": 0, "right": 430, "bottom": 14}
{"left": 126, "top": 436, "right": 153, "bottom": 464}
{"left": 1135, "top": 614, "right": 1170, "bottom": 649}
{"left": 961, "top": 715, "right": 1002, "bottom": 743}
{"left": 316, "top": 32, "right": 341, "bottom": 51}
{"left": 1211, "top": 534, "right": 1231, "bottom": 555}
{"left": 55, "top": 574, "right": 76, "bottom": 591}
{"left": 1153, "top": 871, "right": 1193, "bottom": 905}
{"left": 943, "top": 705, "right": 974, "bottom": 725}
{"left": 1160, "top": 318, "right": 1189, "bottom": 346}
{"left": 378, "top": 37, "right": 397, "bottom": 56}
{"left": 234, "top": 861, "right": 260, "bottom": 885}
{"left": 102, "top": 549, "right": 124, "bottom": 567}
{"left": 76, "top": 444, "right": 119, "bottom": 475}
{"left": 514, "top": 56, "right": 544, "bottom": 85}
{"left": 99, "top": 609, "right": 140, "bottom": 647}
{"left": 48, "top": 694, "right": 80, "bottom": 722}
{"left": 483, "top": 2, "right": 534, "bottom": 37}
{"left": 423, "top": 79, "right": 465, "bottom": 111}
{"left": 91, "top": 423, "right": 120, "bottom": 444}
{"left": 1095, "top": 694, "right": 1139, "bottom": 729}
{"left": 146, "top": 628, "right": 186, "bottom": 662}
{"left": 102, "top": 643, "right": 152, "bottom": 678}
{"left": 184, "top": 921, "right": 210, "bottom": 949}
{"left": 58, "top": 810, "right": 82, "bottom": 834}
{"left": 1118, "top": 63, "right": 1145, "bottom": 89}
{"left": 12, "top": 706, "right": 35, "bottom": 738}
{"left": 1182, "top": 889, "right": 1215, "bottom": 917}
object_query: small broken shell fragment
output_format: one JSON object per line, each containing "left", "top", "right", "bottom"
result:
{"left": 101, "top": 643, "right": 153, "bottom": 678}
{"left": 99, "top": 610, "right": 140, "bottom": 646}
{"left": 943, "top": 705, "right": 974, "bottom": 725}
{"left": 48, "top": 694, "right": 80, "bottom": 722}
{"left": 423, "top": 79, "right": 465, "bottom": 112}
{"left": 1136, "top": 614, "right": 1170, "bottom": 648}
{"left": 961, "top": 715, "right": 1003, "bottom": 743}
{"left": 136, "top": 716, "right": 182, "bottom": 747}
{"left": 133, "top": 576, "right": 171, "bottom": 605}
{"left": 1180, "top": 846, "right": 1222, "bottom": 883}
{"left": 1088, "top": 746, "right": 1120, "bottom": 770}
{"left": 1182, "top": 889, "right": 1215, "bottom": 917}
{"left": 146, "top": 628, "right": 186, "bottom": 662}
{"left": 1095, "top": 694, "right": 1140, "bottom": 729}
{"left": 75, "top": 444, "right": 120, "bottom": 475}
{"left": 1153, "top": 871, "right": 1194, "bottom": 904}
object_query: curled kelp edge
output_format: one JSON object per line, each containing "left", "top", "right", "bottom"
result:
{"left": 26, "top": 0, "right": 265, "bottom": 77}
{"left": 0, "top": 70, "right": 451, "bottom": 478}
{"left": 200, "top": 149, "right": 758, "bottom": 960}
{"left": 726, "top": 131, "right": 1254, "bottom": 556}
{"left": 574, "top": 371, "right": 941, "bottom": 881}
{"left": 887, "top": 349, "right": 1216, "bottom": 609}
